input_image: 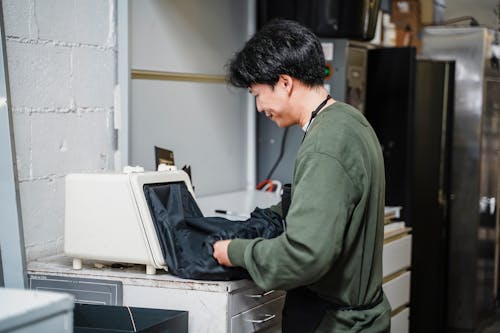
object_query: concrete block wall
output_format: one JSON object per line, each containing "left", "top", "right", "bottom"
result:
{"left": 3, "top": 0, "right": 117, "bottom": 261}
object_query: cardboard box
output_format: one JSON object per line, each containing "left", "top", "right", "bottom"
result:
{"left": 391, "top": 0, "right": 422, "bottom": 50}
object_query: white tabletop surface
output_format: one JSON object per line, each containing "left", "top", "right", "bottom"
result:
{"left": 197, "top": 189, "right": 281, "bottom": 220}
{"left": 27, "top": 255, "right": 256, "bottom": 293}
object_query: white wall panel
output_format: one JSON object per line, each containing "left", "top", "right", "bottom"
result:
{"left": 4, "top": 0, "right": 117, "bottom": 261}
{"left": 130, "top": 0, "right": 251, "bottom": 196}
{"left": 131, "top": 0, "right": 248, "bottom": 74}
{"left": 131, "top": 80, "right": 247, "bottom": 196}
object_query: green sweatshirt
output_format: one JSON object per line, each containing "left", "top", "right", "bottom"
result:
{"left": 228, "top": 102, "right": 390, "bottom": 332}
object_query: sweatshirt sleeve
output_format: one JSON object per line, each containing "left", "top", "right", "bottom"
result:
{"left": 227, "top": 152, "right": 361, "bottom": 291}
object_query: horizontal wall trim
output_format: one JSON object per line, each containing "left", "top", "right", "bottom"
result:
{"left": 391, "top": 304, "right": 409, "bottom": 317}
{"left": 131, "top": 69, "right": 226, "bottom": 84}
{"left": 383, "top": 268, "right": 410, "bottom": 284}
{"left": 384, "top": 231, "right": 411, "bottom": 244}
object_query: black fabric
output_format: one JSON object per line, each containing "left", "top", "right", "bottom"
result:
{"left": 143, "top": 182, "right": 284, "bottom": 280}
{"left": 281, "top": 183, "right": 292, "bottom": 221}
{"left": 282, "top": 287, "right": 385, "bottom": 332}
{"left": 282, "top": 287, "right": 333, "bottom": 333}
{"left": 302, "top": 95, "right": 332, "bottom": 142}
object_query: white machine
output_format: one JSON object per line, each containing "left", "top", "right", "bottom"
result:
{"left": 64, "top": 165, "right": 195, "bottom": 275}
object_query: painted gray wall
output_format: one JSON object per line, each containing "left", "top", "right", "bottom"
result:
{"left": 130, "top": 0, "right": 251, "bottom": 196}
{"left": 0, "top": 248, "right": 3, "bottom": 286}
{"left": 445, "top": 0, "right": 498, "bottom": 27}
{"left": 3, "top": 0, "right": 117, "bottom": 261}
{"left": 0, "top": 0, "right": 27, "bottom": 288}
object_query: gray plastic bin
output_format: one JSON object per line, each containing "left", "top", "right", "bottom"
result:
{"left": 0, "top": 288, "right": 74, "bottom": 333}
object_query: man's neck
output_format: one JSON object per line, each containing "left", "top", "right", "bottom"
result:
{"left": 295, "top": 87, "right": 335, "bottom": 128}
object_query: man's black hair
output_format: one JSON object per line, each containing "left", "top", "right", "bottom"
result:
{"left": 227, "top": 19, "right": 325, "bottom": 88}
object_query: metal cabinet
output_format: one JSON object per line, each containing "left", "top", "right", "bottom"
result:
{"left": 27, "top": 256, "right": 285, "bottom": 333}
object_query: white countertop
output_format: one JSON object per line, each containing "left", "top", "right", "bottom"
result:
{"left": 27, "top": 255, "right": 254, "bottom": 293}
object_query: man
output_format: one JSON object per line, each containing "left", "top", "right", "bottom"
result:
{"left": 213, "top": 19, "right": 390, "bottom": 332}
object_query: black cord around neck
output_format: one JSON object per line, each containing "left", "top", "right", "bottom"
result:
{"left": 303, "top": 94, "right": 332, "bottom": 140}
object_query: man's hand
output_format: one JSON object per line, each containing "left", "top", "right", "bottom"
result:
{"left": 213, "top": 240, "right": 233, "bottom": 267}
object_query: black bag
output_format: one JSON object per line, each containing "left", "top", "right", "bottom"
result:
{"left": 143, "top": 182, "right": 284, "bottom": 280}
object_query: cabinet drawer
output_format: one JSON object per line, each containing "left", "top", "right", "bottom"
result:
{"left": 391, "top": 307, "right": 409, "bottom": 333}
{"left": 383, "top": 271, "right": 411, "bottom": 310}
{"left": 230, "top": 296, "right": 285, "bottom": 333}
{"left": 229, "top": 287, "right": 285, "bottom": 316}
{"left": 383, "top": 235, "right": 412, "bottom": 277}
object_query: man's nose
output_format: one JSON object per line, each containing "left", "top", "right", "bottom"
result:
{"left": 255, "top": 99, "right": 263, "bottom": 113}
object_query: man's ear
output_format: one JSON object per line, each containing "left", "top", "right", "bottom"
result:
{"left": 279, "top": 74, "right": 294, "bottom": 95}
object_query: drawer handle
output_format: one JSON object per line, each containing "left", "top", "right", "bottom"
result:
{"left": 246, "top": 290, "right": 275, "bottom": 298}
{"left": 244, "top": 313, "right": 276, "bottom": 324}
